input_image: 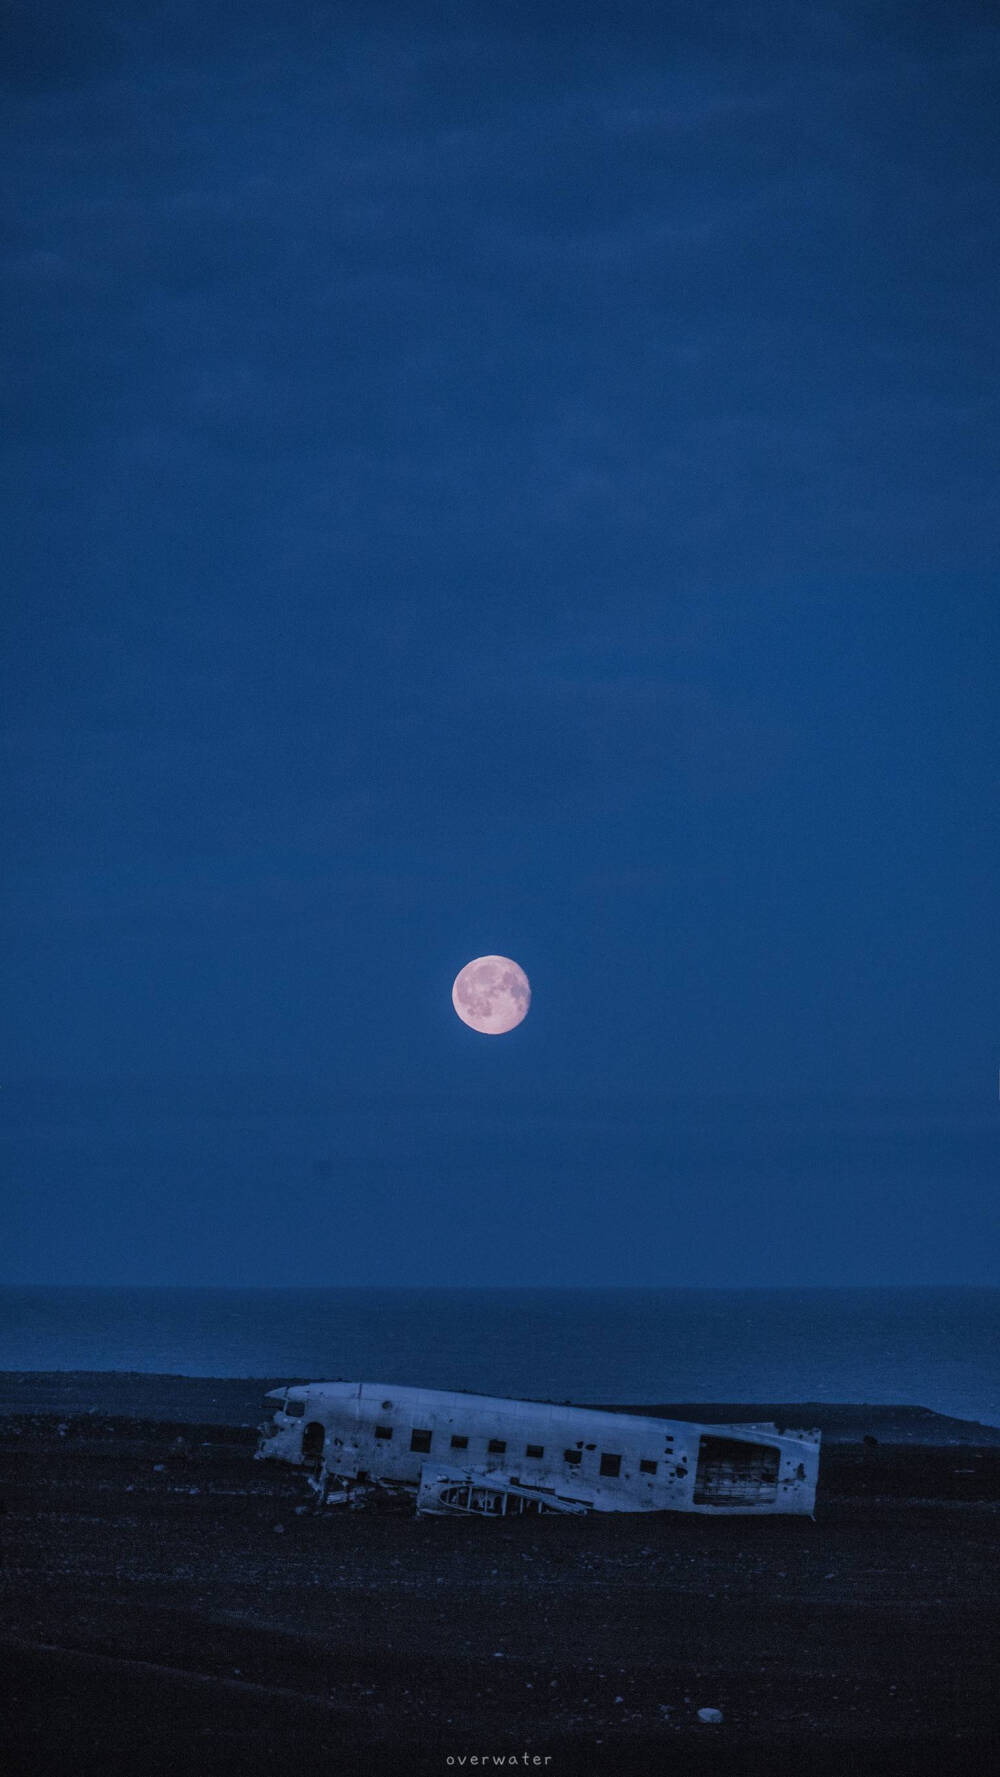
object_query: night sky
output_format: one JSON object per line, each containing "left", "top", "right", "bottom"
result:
{"left": 3, "top": 2, "right": 998, "bottom": 1285}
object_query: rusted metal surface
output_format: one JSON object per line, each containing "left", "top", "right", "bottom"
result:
{"left": 256, "top": 1381, "right": 820, "bottom": 1516}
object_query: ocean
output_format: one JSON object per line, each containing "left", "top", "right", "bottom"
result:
{"left": 1, "top": 1286, "right": 998, "bottom": 1427}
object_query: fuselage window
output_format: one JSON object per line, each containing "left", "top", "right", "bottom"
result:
{"left": 640, "top": 1458, "right": 657, "bottom": 1474}
{"left": 599, "top": 1452, "right": 622, "bottom": 1478}
{"left": 374, "top": 1424, "right": 393, "bottom": 1440}
{"left": 410, "top": 1428, "right": 432, "bottom": 1453}
{"left": 487, "top": 1438, "right": 507, "bottom": 1454}
{"left": 450, "top": 1434, "right": 469, "bottom": 1449}
{"left": 285, "top": 1400, "right": 305, "bottom": 1418}
{"left": 525, "top": 1443, "right": 544, "bottom": 1459}
{"left": 564, "top": 1449, "right": 582, "bottom": 1466}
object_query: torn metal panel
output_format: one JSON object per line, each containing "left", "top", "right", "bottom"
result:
{"left": 693, "top": 1434, "right": 781, "bottom": 1505}
{"left": 416, "top": 1466, "right": 590, "bottom": 1517}
{"left": 256, "top": 1381, "right": 821, "bottom": 1516}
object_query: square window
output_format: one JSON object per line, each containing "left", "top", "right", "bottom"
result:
{"left": 487, "top": 1438, "right": 507, "bottom": 1454}
{"left": 525, "top": 1443, "right": 544, "bottom": 1459}
{"left": 599, "top": 1452, "right": 622, "bottom": 1478}
{"left": 640, "top": 1458, "right": 657, "bottom": 1475}
{"left": 410, "top": 1428, "right": 432, "bottom": 1454}
{"left": 374, "top": 1424, "right": 393, "bottom": 1440}
{"left": 285, "top": 1400, "right": 305, "bottom": 1419}
{"left": 450, "top": 1434, "right": 468, "bottom": 1449}
{"left": 564, "top": 1449, "right": 582, "bottom": 1466}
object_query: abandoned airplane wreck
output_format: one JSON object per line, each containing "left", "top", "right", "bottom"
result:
{"left": 256, "top": 1381, "right": 821, "bottom": 1517}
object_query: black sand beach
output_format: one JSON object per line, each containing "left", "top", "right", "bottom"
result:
{"left": 2, "top": 1375, "right": 998, "bottom": 1776}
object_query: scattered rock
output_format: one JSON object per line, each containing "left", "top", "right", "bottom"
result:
{"left": 697, "top": 1707, "right": 723, "bottom": 1724}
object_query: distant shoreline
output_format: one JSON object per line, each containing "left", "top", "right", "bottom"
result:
{"left": 2, "top": 1371, "right": 999, "bottom": 1443}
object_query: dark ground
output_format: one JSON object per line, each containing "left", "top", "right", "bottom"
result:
{"left": 1, "top": 1376, "right": 998, "bottom": 1777}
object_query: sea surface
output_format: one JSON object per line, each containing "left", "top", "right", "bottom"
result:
{"left": 1, "top": 1286, "right": 998, "bottom": 1427}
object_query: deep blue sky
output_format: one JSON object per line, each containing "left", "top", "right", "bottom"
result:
{"left": 3, "top": 2, "right": 998, "bottom": 1284}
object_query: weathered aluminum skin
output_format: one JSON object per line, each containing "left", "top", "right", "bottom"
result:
{"left": 256, "top": 1381, "right": 820, "bottom": 1515}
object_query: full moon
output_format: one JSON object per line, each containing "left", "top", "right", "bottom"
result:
{"left": 452, "top": 955, "right": 531, "bottom": 1035}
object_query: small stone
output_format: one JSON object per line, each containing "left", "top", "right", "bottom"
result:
{"left": 697, "top": 1707, "right": 723, "bottom": 1724}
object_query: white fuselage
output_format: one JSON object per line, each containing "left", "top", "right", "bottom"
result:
{"left": 256, "top": 1380, "right": 820, "bottom": 1515}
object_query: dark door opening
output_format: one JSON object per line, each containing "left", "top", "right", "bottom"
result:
{"left": 301, "top": 1421, "right": 326, "bottom": 1464}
